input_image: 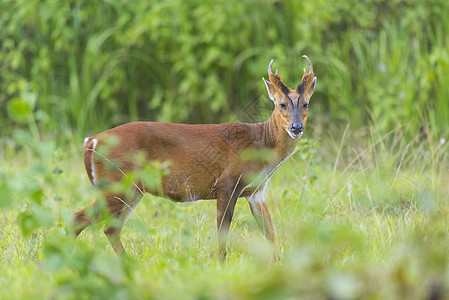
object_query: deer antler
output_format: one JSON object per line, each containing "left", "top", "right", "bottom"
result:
{"left": 268, "top": 59, "right": 278, "bottom": 76}
{"left": 302, "top": 55, "right": 313, "bottom": 74}
{"left": 297, "top": 55, "right": 316, "bottom": 94}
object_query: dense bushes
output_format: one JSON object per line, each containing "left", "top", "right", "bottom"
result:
{"left": 1, "top": 0, "right": 448, "bottom": 140}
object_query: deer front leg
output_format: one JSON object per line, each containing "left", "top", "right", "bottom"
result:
{"left": 246, "top": 188, "right": 280, "bottom": 262}
{"left": 216, "top": 194, "right": 237, "bottom": 261}
{"left": 216, "top": 176, "right": 243, "bottom": 261}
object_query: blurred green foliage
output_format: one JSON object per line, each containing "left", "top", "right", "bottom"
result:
{"left": 1, "top": 116, "right": 449, "bottom": 299}
{"left": 1, "top": 0, "right": 449, "bottom": 140}
{"left": 2, "top": 1, "right": 449, "bottom": 299}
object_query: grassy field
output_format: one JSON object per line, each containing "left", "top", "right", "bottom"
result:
{"left": 1, "top": 126, "right": 448, "bottom": 299}
{"left": 1, "top": 0, "right": 449, "bottom": 299}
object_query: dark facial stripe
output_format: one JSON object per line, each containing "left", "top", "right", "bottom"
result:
{"left": 296, "top": 82, "right": 304, "bottom": 97}
{"left": 286, "top": 94, "right": 295, "bottom": 107}
{"left": 280, "top": 82, "right": 290, "bottom": 97}
{"left": 271, "top": 75, "right": 291, "bottom": 98}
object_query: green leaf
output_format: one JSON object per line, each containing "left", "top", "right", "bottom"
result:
{"left": 18, "top": 212, "right": 38, "bottom": 236}
{"left": 31, "top": 187, "right": 44, "bottom": 204}
{"left": 91, "top": 256, "right": 125, "bottom": 285}
{"left": 33, "top": 206, "right": 54, "bottom": 226}
{"left": 129, "top": 219, "right": 150, "bottom": 236}
{"left": 7, "top": 98, "right": 32, "bottom": 123}
{"left": 0, "top": 176, "right": 14, "bottom": 208}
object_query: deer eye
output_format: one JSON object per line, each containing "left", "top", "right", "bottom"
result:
{"left": 279, "top": 103, "right": 287, "bottom": 110}
{"left": 303, "top": 103, "right": 309, "bottom": 109}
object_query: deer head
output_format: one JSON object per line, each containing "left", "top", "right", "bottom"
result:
{"left": 263, "top": 55, "right": 317, "bottom": 139}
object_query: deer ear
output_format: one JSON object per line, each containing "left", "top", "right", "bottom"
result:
{"left": 307, "top": 77, "right": 317, "bottom": 100}
{"left": 263, "top": 77, "right": 275, "bottom": 103}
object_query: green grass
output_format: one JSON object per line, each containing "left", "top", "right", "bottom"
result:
{"left": 1, "top": 127, "right": 449, "bottom": 299}
{"left": 2, "top": 0, "right": 449, "bottom": 139}
{"left": 2, "top": 1, "right": 449, "bottom": 298}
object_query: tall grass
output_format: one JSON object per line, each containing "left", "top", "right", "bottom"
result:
{"left": 2, "top": 0, "right": 449, "bottom": 297}
{"left": 328, "top": 17, "right": 449, "bottom": 136}
{"left": 1, "top": 0, "right": 449, "bottom": 141}
{"left": 1, "top": 123, "right": 449, "bottom": 299}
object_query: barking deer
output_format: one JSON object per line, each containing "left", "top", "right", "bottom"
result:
{"left": 71, "top": 56, "right": 317, "bottom": 261}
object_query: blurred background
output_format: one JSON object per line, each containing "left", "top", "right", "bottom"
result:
{"left": 2, "top": 0, "right": 448, "bottom": 143}
{"left": 2, "top": 2, "right": 449, "bottom": 299}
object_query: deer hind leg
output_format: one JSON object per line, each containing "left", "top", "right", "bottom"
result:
{"left": 71, "top": 191, "right": 143, "bottom": 254}
{"left": 71, "top": 190, "right": 123, "bottom": 236}
{"left": 71, "top": 198, "right": 104, "bottom": 238}
{"left": 102, "top": 193, "right": 143, "bottom": 255}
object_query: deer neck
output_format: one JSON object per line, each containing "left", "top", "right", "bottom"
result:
{"left": 262, "top": 111, "right": 299, "bottom": 161}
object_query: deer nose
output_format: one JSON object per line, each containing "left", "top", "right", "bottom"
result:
{"left": 291, "top": 123, "right": 304, "bottom": 133}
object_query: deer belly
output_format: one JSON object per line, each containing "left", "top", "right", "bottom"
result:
{"left": 161, "top": 172, "right": 218, "bottom": 202}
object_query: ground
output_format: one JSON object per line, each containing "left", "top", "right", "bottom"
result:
{"left": 0, "top": 130, "right": 448, "bottom": 299}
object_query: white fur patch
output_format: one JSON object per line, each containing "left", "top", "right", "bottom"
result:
{"left": 122, "top": 196, "right": 142, "bottom": 229}
{"left": 262, "top": 77, "right": 275, "bottom": 103}
{"left": 246, "top": 183, "right": 268, "bottom": 216}
{"left": 285, "top": 129, "right": 303, "bottom": 139}
{"left": 91, "top": 138, "right": 98, "bottom": 186}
